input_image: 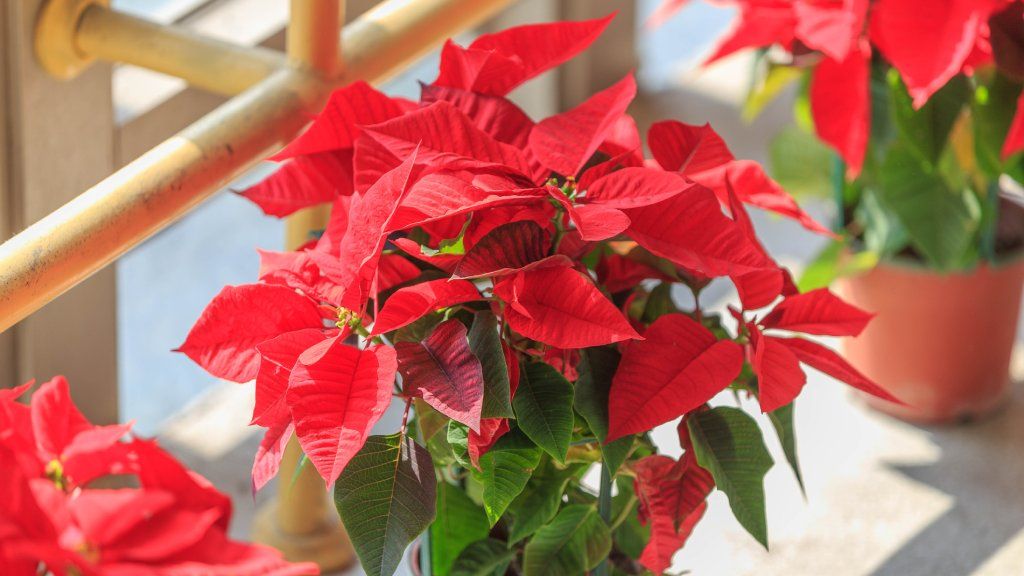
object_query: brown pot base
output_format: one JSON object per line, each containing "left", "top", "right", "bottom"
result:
{"left": 840, "top": 259, "right": 1024, "bottom": 425}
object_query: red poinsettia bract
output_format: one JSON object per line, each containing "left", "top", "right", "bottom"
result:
{"left": 0, "top": 376, "right": 316, "bottom": 576}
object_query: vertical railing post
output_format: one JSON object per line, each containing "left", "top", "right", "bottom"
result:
{"left": 251, "top": 1, "right": 355, "bottom": 570}
{"left": 0, "top": 0, "right": 118, "bottom": 421}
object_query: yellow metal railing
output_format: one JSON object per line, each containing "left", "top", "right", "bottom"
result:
{"left": 2, "top": 0, "right": 514, "bottom": 567}
{"left": 0, "top": 0, "right": 513, "bottom": 334}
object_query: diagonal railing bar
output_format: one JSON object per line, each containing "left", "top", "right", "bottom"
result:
{"left": 0, "top": 0, "right": 513, "bottom": 334}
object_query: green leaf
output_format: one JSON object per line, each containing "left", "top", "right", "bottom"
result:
{"left": 766, "top": 402, "right": 804, "bottom": 495}
{"left": 514, "top": 362, "right": 575, "bottom": 463}
{"left": 612, "top": 478, "right": 648, "bottom": 560}
{"left": 856, "top": 187, "right": 910, "bottom": 259}
{"left": 447, "top": 420, "right": 472, "bottom": 469}
{"left": 449, "top": 538, "right": 515, "bottom": 576}
{"left": 507, "top": 459, "right": 584, "bottom": 543}
{"left": 888, "top": 70, "right": 969, "bottom": 164}
{"left": 875, "top": 143, "right": 979, "bottom": 269}
{"left": 431, "top": 482, "right": 490, "bottom": 576}
{"left": 769, "top": 124, "right": 835, "bottom": 199}
{"left": 973, "top": 72, "right": 1024, "bottom": 179}
{"left": 468, "top": 311, "right": 514, "bottom": 419}
{"left": 687, "top": 407, "right": 774, "bottom": 549}
{"left": 574, "top": 347, "right": 634, "bottom": 476}
{"left": 415, "top": 399, "right": 449, "bottom": 443}
{"left": 639, "top": 282, "right": 678, "bottom": 324}
{"left": 333, "top": 434, "right": 436, "bottom": 576}
{"left": 394, "top": 313, "right": 444, "bottom": 343}
{"left": 478, "top": 429, "right": 542, "bottom": 525}
{"left": 522, "top": 505, "right": 612, "bottom": 576}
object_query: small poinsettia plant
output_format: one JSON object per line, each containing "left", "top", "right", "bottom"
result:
{"left": 0, "top": 376, "right": 317, "bottom": 576}
{"left": 179, "top": 15, "right": 899, "bottom": 576}
{"left": 655, "top": 0, "right": 1024, "bottom": 274}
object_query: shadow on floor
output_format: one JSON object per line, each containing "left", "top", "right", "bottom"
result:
{"left": 872, "top": 384, "right": 1024, "bottom": 576}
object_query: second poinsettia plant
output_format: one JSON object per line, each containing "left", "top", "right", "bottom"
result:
{"left": 180, "top": 14, "right": 899, "bottom": 576}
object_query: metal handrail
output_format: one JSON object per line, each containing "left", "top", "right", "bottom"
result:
{"left": 0, "top": 0, "right": 512, "bottom": 334}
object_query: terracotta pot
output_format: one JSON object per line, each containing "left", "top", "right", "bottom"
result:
{"left": 839, "top": 258, "right": 1024, "bottom": 423}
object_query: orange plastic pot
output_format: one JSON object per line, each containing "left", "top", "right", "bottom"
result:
{"left": 839, "top": 258, "right": 1024, "bottom": 423}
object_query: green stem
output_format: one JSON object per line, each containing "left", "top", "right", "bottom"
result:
{"left": 982, "top": 180, "right": 1000, "bottom": 262}
{"left": 594, "top": 465, "right": 613, "bottom": 576}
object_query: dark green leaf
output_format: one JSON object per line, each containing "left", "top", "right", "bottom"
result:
{"left": 612, "top": 478, "right": 648, "bottom": 560}
{"left": 522, "top": 505, "right": 612, "bottom": 576}
{"left": 766, "top": 402, "right": 804, "bottom": 495}
{"left": 687, "top": 407, "right": 774, "bottom": 549}
{"left": 468, "top": 311, "right": 514, "bottom": 419}
{"left": 514, "top": 362, "right": 574, "bottom": 463}
{"left": 449, "top": 538, "right": 516, "bottom": 576}
{"left": 575, "top": 347, "right": 634, "bottom": 476}
{"left": 974, "top": 72, "right": 1024, "bottom": 178}
{"left": 876, "top": 143, "right": 979, "bottom": 269}
{"left": 432, "top": 482, "right": 490, "bottom": 576}
{"left": 415, "top": 399, "right": 449, "bottom": 442}
{"left": 856, "top": 187, "right": 910, "bottom": 259}
{"left": 478, "top": 429, "right": 542, "bottom": 525}
{"left": 394, "top": 313, "right": 444, "bottom": 343}
{"left": 508, "top": 460, "right": 584, "bottom": 543}
{"left": 640, "top": 282, "right": 678, "bottom": 324}
{"left": 888, "top": 71, "right": 968, "bottom": 164}
{"left": 334, "top": 434, "right": 436, "bottom": 576}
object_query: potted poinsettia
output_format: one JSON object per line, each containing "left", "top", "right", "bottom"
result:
{"left": 654, "top": 0, "right": 1024, "bottom": 422}
{"left": 0, "top": 376, "right": 317, "bottom": 575}
{"left": 178, "top": 16, "right": 898, "bottom": 576}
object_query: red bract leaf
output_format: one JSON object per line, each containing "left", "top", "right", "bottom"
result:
{"left": 600, "top": 115, "right": 644, "bottom": 163}
{"left": 30, "top": 376, "right": 92, "bottom": 461}
{"left": 252, "top": 421, "right": 293, "bottom": 493}
{"left": 388, "top": 170, "right": 544, "bottom": 231}
{"left": 318, "top": 150, "right": 420, "bottom": 311}
{"left": 177, "top": 284, "right": 323, "bottom": 383}
{"left": 647, "top": 0, "right": 692, "bottom": 28}
{"left": 361, "top": 101, "right": 534, "bottom": 180}
{"left": 286, "top": 337, "right": 397, "bottom": 486}
{"left": 648, "top": 121, "right": 735, "bottom": 174}
{"left": 529, "top": 74, "right": 637, "bottom": 177}
{"left": 794, "top": 0, "right": 867, "bottom": 61}
{"left": 274, "top": 81, "right": 405, "bottom": 159}
{"left": 576, "top": 149, "right": 643, "bottom": 192}
{"left": 781, "top": 337, "right": 904, "bottom": 404}
{"left": 493, "top": 266, "right": 641, "bottom": 349}
{"left": 421, "top": 84, "right": 535, "bottom": 147}
{"left": 371, "top": 279, "right": 482, "bottom": 335}
{"left": 436, "top": 15, "right": 614, "bottom": 96}
{"left": 811, "top": 43, "right": 871, "bottom": 175}
{"left": 549, "top": 190, "right": 632, "bottom": 241}
{"left": 468, "top": 418, "right": 510, "bottom": 470}
{"left": 585, "top": 166, "right": 696, "bottom": 209}
{"left": 624, "top": 186, "right": 773, "bottom": 277}
{"left": 68, "top": 489, "right": 176, "bottom": 547}
{"left": 131, "top": 439, "right": 233, "bottom": 529}
{"left": 252, "top": 328, "right": 333, "bottom": 427}
{"left": 706, "top": 2, "right": 796, "bottom": 64}
{"left": 397, "top": 319, "right": 485, "bottom": 432}
{"left": 1003, "top": 91, "right": 1024, "bottom": 159}
{"left": 733, "top": 269, "right": 785, "bottom": 311}
{"left": 634, "top": 455, "right": 709, "bottom": 575}
{"left": 392, "top": 237, "right": 461, "bottom": 274}
{"left": 238, "top": 156, "right": 338, "bottom": 218}
{"left": 257, "top": 249, "right": 345, "bottom": 306}
{"left": 607, "top": 314, "right": 743, "bottom": 441}
{"left": 752, "top": 331, "right": 807, "bottom": 412}
{"left": 762, "top": 288, "right": 873, "bottom": 336}
{"left": 869, "top": 0, "right": 995, "bottom": 107}
{"left": 375, "top": 254, "right": 421, "bottom": 294}
{"left": 596, "top": 253, "right": 674, "bottom": 293}
{"left": 453, "top": 221, "right": 552, "bottom": 279}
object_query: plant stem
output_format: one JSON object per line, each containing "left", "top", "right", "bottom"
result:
{"left": 831, "top": 153, "right": 846, "bottom": 232}
{"left": 595, "top": 465, "right": 613, "bottom": 576}
{"left": 411, "top": 401, "right": 433, "bottom": 576}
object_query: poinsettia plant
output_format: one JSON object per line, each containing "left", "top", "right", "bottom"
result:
{"left": 179, "top": 15, "right": 899, "bottom": 576}
{"left": 655, "top": 0, "right": 1024, "bottom": 274}
{"left": 0, "top": 376, "right": 317, "bottom": 576}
